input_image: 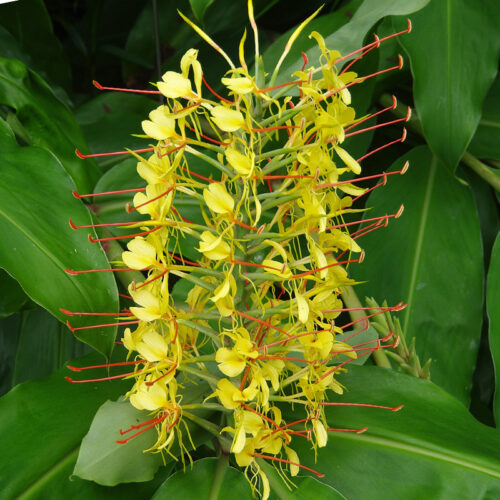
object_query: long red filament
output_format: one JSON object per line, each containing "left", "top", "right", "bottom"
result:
{"left": 201, "top": 74, "right": 233, "bottom": 104}
{"left": 67, "top": 359, "right": 144, "bottom": 371}
{"left": 127, "top": 186, "right": 174, "bottom": 213}
{"left": 60, "top": 308, "right": 132, "bottom": 317}
{"left": 93, "top": 80, "right": 161, "bottom": 94}
{"left": 251, "top": 454, "right": 324, "bottom": 478}
{"left": 318, "top": 402, "right": 404, "bottom": 411}
{"left": 75, "top": 147, "right": 154, "bottom": 159}
{"left": 73, "top": 187, "right": 146, "bottom": 199}
{"left": 236, "top": 311, "right": 292, "bottom": 338}
{"left": 66, "top": 319, "right": 140, "bottom": 331}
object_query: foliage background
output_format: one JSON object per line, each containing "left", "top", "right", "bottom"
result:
{"left": 0, "top": 0, "right": 499, "bottom": 498}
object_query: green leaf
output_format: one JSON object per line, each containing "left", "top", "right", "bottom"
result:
{"left": 264, "top": 0, "right": 429, "bottom": 87}
{"left": 291, "top": 365, "right": 500, "bottom": 500}
{"left": 0, "top": 142, "right": 119, "bottom": 356}
{"left": 0, "top": 269, "right": 27, "bottom": 317}
{"left": 487, "top": 233, "right": 500, "bottom": 422}
{"left": 74, "top": 400, "right": 164, "bottom": 485}
{"left": 75, "top": 91, "right": 155, "bottom": 169}
{"left": 0, "top": 57, "right": 99, "bottom": 192}
{"left": 75, "top": 382, "right": 212, "bottom": 486}
{"left": 393, "top": 1, "right": 500, "bottom": 172}
{"left": 152, "top": 457, "right": 252, "bottom": 499}
{"left": 0, "top": 0, "right": 71, "bottom": 89}
{"left": 469, "top": 74, "right": 500, "bottom": 161}
{"left": 353, "top": 146, "right": 483, "bottom": 405}
{"left": 189, "top": 0, "right": 216, "bottom": 22}
{"left": 0, "top": 351, "right": 131, "bottom": 499}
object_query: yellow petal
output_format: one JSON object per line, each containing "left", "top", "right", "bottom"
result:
{"left": 158, "top": 71, "right": 193, "bottom": 98}
{"left": 211, "top": 105, "right": 246, "bottom": 132}
{"left": 203, "top": 183, "right": 234, "bottom": 214}
{"left": 221, "top": 76, "right": 254, "bottom": 94}
{"left": 225, "top": 147, "right": 253, "bottom": 176}
{"left": 334, "top": 144, "right": 361, "bottom": 174}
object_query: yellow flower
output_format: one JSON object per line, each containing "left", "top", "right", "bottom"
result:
{"left": 221, "top": 75, "right": 254, "bottom": 95}
{"left": 129, "top": 288, "right": 163, "bottom": 322}
{"left": 215, "top": 378, "right": 258, "bottom": 409}
{"left": 197, "top": 231, "right": 231, "bottom": 260}
{"left": 225, "top": 147, "right": 254, "bottom": 177}
{"left": 158, "top": 71, "right": 194, "bottom": 99}
{"left": 203, "top": 182, "right": 234, "bottom": 215}
{"left": 142, "top": 106, "right": 177, "bottom": 140}
{"left": 210, "top": 105, "right": 246, "bottom": 132}
{"left": 122, "top": 237, "right": 158, "bottom": 270}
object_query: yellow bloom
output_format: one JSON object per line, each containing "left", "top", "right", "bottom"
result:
{"left": 158, "top": 71, "right": 194, "bottom": 99}
{"left": 142, "top": 106, "right": 177, "bottom": 140}
{"left": 197, "top": 231, "right": 231, "bottom": 260}
{"left": 122, "top": 237, "right": 157, "bottom": 270}
{"left": 210, "top": 105, "right": 246, "bottom": 132}
{"left": 129, "top": 288, "right": 163, "bottom": 322}
{"left": 221, "top": 75, "right": 254, "bottom": 94}
{"left": 203, "top": 182, "right": 234, "bottom": 215}
{"left": 215, "top": 378, "right": 258, "bottom": 409}
{"left": 225, "top": 147, "right": 254, "bottom": 177}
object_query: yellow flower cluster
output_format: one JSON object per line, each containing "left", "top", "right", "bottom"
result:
{"left": 111, "top": 3, "right": 406, "bottom": 497}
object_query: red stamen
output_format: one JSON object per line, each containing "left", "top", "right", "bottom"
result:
{"left": 236, "top": 311, "right": 292, "bottom": 338}
{"left": 145, "top": 362, "right": 178, "bottom": 386}
{"left": 318, "top": 206, "right": 404, "bottom": 232}
{"left": 251, "top": 125, "right": 298, "bottom": 133}
{"left": 342, "top": 107, "right": 411, "bottom": 139}
{"left": 116, "top": 414, "right": 169, "bottom": 444}
{"left": 258, "top": 355, "right": 314, "bottom": 364}
{"left": 339, "top": 305, "right": 406, "bottom": 331}
{"left": 327, "top": 427, "right": 368, "bottom": 434}
{"left": 89, "top": 225, "right": 162, "bottom": 243}
{"left": 357, "top": 129, "right": 407, "bottom": 162}
{"left": 251, "top": 454, "right": 324, "bottom": 478}
{"left": 170, "top": 206, "right": 195, "bottom": 224}
{"left": 135, "top": 269, "right": 168, "bottom": 290}
{"left": 242, "top": 403, "right": 280, "bottom": 428}
{"left": 202, "top": 74, "right": 233, "bottom": 104}
{"left": 292, "top": 256, "right": 364, "bottom": 279}
{"left": 257, "top": 329, "right": 330, "bottom": 351}
{"left": 72, "top": 187, "right": 146, "bottom": 199}
{"left": 181, "top": 165, "right": 217, "bottom": 183}
{"left": 185, "top": 123, "right": 229, "bottom": 146}
{"left": 65, "top": 267, "right": 139, "bottom": 275}
{"left": 319, "top": 402, "right": 404, "bottom": 412}
{"left": 119, "top": 293, "right": 133, "bottom": 300}
{"left": 60, "top": 308, "right": 132, "bottom": 317}
{"left": 126, "top": 186, "right": 174, "bottom": 213}
{"left": 69, "top": 218, "right": 150, "bottom": 229}
{"left": 344, "top": 95, "right": 397, "bottom": 133}
{"left": 66, "top": 319, "right": 140, "bottom": 331}
{"left": 75, "top": 147, "right": 154, "bottom": 159}
{"left": 258, "top": 79, "right": 301, "bottom": 93}
{"left": 93, "top": 80, "right": 161, "bottom": 94}
{"left": 67, "top": 359, "right": 144, "bottom": 371}
{"left": 167, "top": 251, "right": 201, "bottom": 267}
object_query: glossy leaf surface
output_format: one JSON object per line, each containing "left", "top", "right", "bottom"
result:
{"left": 353, "top": 146, "right": 483, "bottom": 404}
{"left": 293, "top": 365, "right": 500, "bottom": 500}
{"left": 0, "top": 122, "right": 119, "bottom": 356}
{"left": 394, "top": 1, "right": 500, "bottom": 172}
{"left": 487, "top": 233, "right": 500, "bottom": 421}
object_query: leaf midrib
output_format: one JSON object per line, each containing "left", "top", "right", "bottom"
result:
{"left": 331, "top": 431, "right": 500, "bottom": 479}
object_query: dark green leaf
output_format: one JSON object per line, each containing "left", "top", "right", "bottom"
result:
{"left": 0, "top": 352, "right": 130, "bottom": 499}
{"left": 265, "top": 0, "right": 430, "bottom": 88}
{"left": 487, "top": 233, "right": 500, "bottom": 422}
{"left": 292, "top": 365, "right": 500, "bottom": 500}
{"left": 469, "top": 74, "right": 500, "bottom": 161}
{"left": 75, "top": 92, "right": 155, "bottom": 169}
{"left": 0, "top": 142, "right": 119, "bottom": 356}
{"left": 152, "top": 457, "right": 252, "bottom": 499}
{"left": 0, "top": 0, "right": 71, "bottom": 89}
{"left": 189, "top": 0, "right": 216, "bottom": 22}
{"left": 393, "top": 1, "right": 500, "bottom": 172}
{"left": 0, "top": 269, "right": 27, "bottom": 318}
{"left": 0, "top": 57, "right": 99, "bottom": 192}
{"left": 353, "top": 146, "right": 483, "bottom": 405}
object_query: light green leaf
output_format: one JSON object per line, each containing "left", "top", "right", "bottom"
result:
{"left": 353, "top": 146, "right": 483, "bottom": 405}
{"left": 393, "top": 1, "right": 500, "bottom": 172}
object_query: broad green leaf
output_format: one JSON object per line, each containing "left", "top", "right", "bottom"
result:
{"left": 0, "top": 142, "right": 119, "bottom": 356}
{"left": 75, "top": 92, "right": 155, "bottom": 169}
{"left": 469, "top": 74, "right": 500, "bottom": 161}
{"left": 353, "top": 146, "right": 483, "bottom": 405}
{"left": 189, "top": 0, "right": 215, "bottom": 22}
{"left": 292, "top": 365, "right": 500, "bottom": 500}
{"left": 264, "top": 0, "right": 429, "bottom": 87}
{"left": 11, "top": 307, "right": 90, "bottom": 386}
{"left": 74, "top": 400, "right": 164, "bottom": 485}
{"left": 0, "top": 57, "right": 99, "bottom": 192}
{"left": 487, "top": 233, "right": 500, "bottom": 422}
{"left": 75, "top": 382, "right": 212, "bottom": 486}
{"left": 0, "top": 0, "right": 71, "bottom": 89}
{"left": 0, "top": 352, "right": 130, "bottom": 499}
{"left": 152, "top": 457, "right": 251, "bottom": 499}
{"left": 393, "top": 1, "right": 500, "bottom": 172}
{"left": 0, "top": 269, "right": 27, "bottom": 317}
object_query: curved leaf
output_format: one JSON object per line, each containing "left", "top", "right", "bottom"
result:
{"left": 264, "top": 0, "right": 429, "bottom": 87}
{"left": 75, "top": 382, "right": 212, "bottom": 486}
{"left": 0, "top": 138, "right": 119, "bottom": 356}
{"left": 0, "top": 57, "right": 99, "bottom": 192}
{"left": 292, "top": 365, "right": 500, "bottom": 500}
{"left": 469, "top": 74, "right": 500, "bottom": 161}
{"left": 0, "top": 352, "right": 130, "bottom": 499}
{"left": 393, "top": 1, "right": 500, "bottom": 172}
{"left": 189, "top": 0, "right": 215, "bottom": 22}
{"left": 152, "top": 457, "right": 251, "bottom": 499}
{"left": 487, "top": 233, "right": 500, "bottom": 421}
{"left": 353, "top": 146, "right": 483, "bottom": 404}
{"left": 0, "top": 269, "right": 27, "bottom": 317}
